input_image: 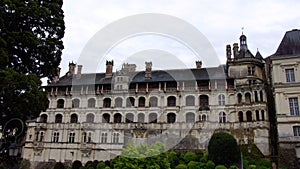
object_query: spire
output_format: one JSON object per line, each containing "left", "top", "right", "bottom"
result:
{"left": 255, "top": 50, "right": 263, "bottom": 59}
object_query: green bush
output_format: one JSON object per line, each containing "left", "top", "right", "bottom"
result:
{"left": 187, "top": 161, "right": 201, "bottom": 169}
{"left": 208, "top": 132, "right": 240, "bottom": 167}
{"left": 248, "top": 164, "right": 256, "bottom": 169}
{"left": 175, "top": 164, "right": 188, "bottom": 169}
{"left": 215, "top": 165, "right": 227, "bottom": 169}
{"left": 258, "top": 159, "right": 271, "bottom": 168}
{"left": 72, "top": 160, "right": 82, "bottom": 169}
{"left": 200, "top": 152, "right": 208, "bottom": 163}
{"left": 206, "top": 160, "right": 215, "bottom": 169}
{"left": 195, "top": 149, "right": 204, "bottom": 160}
{"left": 183, "top": 152, "right": 198, "bottom": 163}
{"left": 53, "top": 162, "right": 65, "bottom": 169}
{"left": 229, "top": 165, "right": 238, "bottom": 169}
{"left": 96, "top": 162, "right": 106, "bottom": 169}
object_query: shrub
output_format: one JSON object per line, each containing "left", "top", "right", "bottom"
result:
{"left": 248, "top": 164, "right": 256, "bottom": 169}
{"left": 258, "top": 159, "right": 271, "bottom": 168}
{"left": 195, "top": 149, "right": 204, "bottom": 160}
{"left": 183, "top": 152, "right": 198, "bottom": 163}
{"left": 208, "top": 132, "right": 240, "bottom": 167}
{"left": 187, "top": 161, "right": 201, "bottom": 169}
{"left": 53, "top": 162, "right": 65, "bottom": 169}
{"left": 96, "top": 162, "right": 106, "bottom": 169}
{"left": 175, "top": 164, "right": 187, "bottom": 169}
{"left": 72, "top": 160, "right": 82, "bottom": 169}
{"left": 206, "top": 160, "right": 215, "bottom": 169}
{"left": 229, "top": 165, "right": 238, "bottom": 169}
{"left": 215, "top": 165, "right": 227, "bottom": 169}
{"left": 200, "top": 152, "right": 208, "bottom": 163}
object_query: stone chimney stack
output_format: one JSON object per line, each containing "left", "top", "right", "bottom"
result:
{"left": 233, "top": 43, "right": 239, "bottom": 58}
{"left": 196, "top": 61, "right": 202, "bottom": 69}
{"left": 76, "top": 65, "right": 83, "bottom": 79}
{"left": 145, "top": 61, "right": 152, "bottom": 79}
{"left": 69, "top": 62, "right": 76, "bottom": 75}
{"left": 226, "top": 44, "right": 232, "bottom": 61}
{"left": 53, "top": 67, "right": 61, "bottom": 83}
{"left": 105, "top": 60, "right": 114, "bottom": 78}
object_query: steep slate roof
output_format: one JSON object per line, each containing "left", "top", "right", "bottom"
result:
{"left": 47, "top": 66, "right": 230, "bottom": 87}
{"left": 273, "top": 29, "right": 300, "bottom": 56}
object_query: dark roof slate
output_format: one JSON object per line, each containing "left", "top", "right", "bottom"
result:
{"left": 273, "top": 29, "right": 300, "bottom": 57}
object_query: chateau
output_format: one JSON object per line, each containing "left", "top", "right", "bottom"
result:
{"left": 22, "top": 30, "right": 300, "bottom": 168}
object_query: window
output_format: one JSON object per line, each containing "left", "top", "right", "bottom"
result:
{"left": 103, "top": 98, "right": 111, "bottom": 108}
{"left": 40, "top": 132, "right": 44, "bottom": 142}
{"left": 138, "top": 97, "right": 146, "bottom": 107}
{"left": 167, "top": 96, "right": 176, "bottom": 107}
{"left": 238, "top": 111, "right": 243, "bottom": 122}
{"left": 201, "top": 114, "right": 207, "bottom": 122}
{"left": 237, "top": 93, "right": 242, "bottom": 104}
{"left": 138, "top": 113, "right": 145, "bottom": 123}
{"left": 289, "top": 98, "right": 299, "bottom": 116}
{"left": 88, "top": 98, "right": 96, "bottom": 108}
{"left": 186, "top": 96, "right": 195, "bottom": 106}
{"left": 293, "top": 126, "right": 300, "bottom": 136}
{"left": 126, "top": 97, "right": 135, "bottom": 107}
{"left": 248, "top": 66, "right": 255, "bottom": 76}
{"left": 82, "top": 132, "right": 92, "bottom": 143}
{"left": 254, "top": 91, "right": 259, "bottom": 102}
{"left": 86, "top": 113, "right": 94, "bottom": 123}
{"left": 52, "top": 132, "right": 59, "bottom": 143}
{"left": 260, "top": 91, "right": 264, "bottom": 102}
{"left": 218, "top": 94, "right": 225, "bottom": 106}
{"left": 149, "top": 113, "right": 157, "bottom": 123}
{"left": 261, "top": 110, "right": 265, "bottom": 121}
{"left": 55, "top": 114, "right": 63, "bottom": 123}
{"left": 125, "top": 113, "right": 134, "bottom": 123}
{"left": 114, "top": 113, "right": 122, "bottom": 123}
{"left": 199, "top": 95, "right": 209, "bottom": 110}
{"left": 246, "top": 111, "right": 252, "bottom": 122}
{"left": 72, "top": 99, "right": 80, "bottom": 108}
{"left": 69, "top": 132, "right": 75, "bottom": 143}
{"left": 167, "top": 113, "right": 176, "bottom": 123}
{"left": 256, "top": 110, "right": 260, "bottom": 121}
{"left": 102, "top": 113, "right": 110, "bottom": 123}
{"left": 149, "top": 97, "right": 158, "bottom": 107}
{"left": 40, "top": 114, "right": 48, "bottom": 123}
{"left": 115, "top": 97, "right": 123, "bottom": 108}
{"left": 113, "top": 133, "right": 120, "bottom": 143}
{"left": 245, "top": 93, "right": 251, "bottom": 103}
{"left": 82, "top": 132, "right": 87, "bottom": 143}
{"left": 219, "top": 112, "right": 226, "bottom": 123}
{"left": 186, "top": 112, "right": 195, "bottom": 123}
{"left": 101, "top": 133, "right": 108, "bottom": 143}
{"left": 57, "top": 99, "right": 64, "bottom": 108}
{"left": 35, "top": 132, "right": 39, "bottom": 141}
{"left": 286, "top": 68, "right": 295, "bottom": 82}
{"left": 70, "top": 114, "right": 78, "bottom": 123}
{"left": 88, "top": 133, "right": 92, "bottom": 143}
{"left": 116, "top": 85, "right": 123, "bottom": 90}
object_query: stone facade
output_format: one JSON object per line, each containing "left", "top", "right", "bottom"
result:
{"left": 22, "top": 33, "right": 275, "bottom": 166}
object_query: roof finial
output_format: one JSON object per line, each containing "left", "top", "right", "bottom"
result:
{"left": 241, "top": 27, "right": 244, "bottom": 35}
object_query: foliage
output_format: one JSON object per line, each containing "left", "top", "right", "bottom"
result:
{"left": 248, "top": 164, "right": 256, "bottom": 169}
{"left": 175, "top": 164, "right": 187, "bottom": 169}
{"left": 208, "top": 132, "right": 240, "bottom": 167}
{"left": 228, "top": 165, "right": 238, "bottom": 169}
{"left": 53, "top": 162, "right": 65, "bottom": 169}
{"left": 195, "top": 149, "right": 204, "bottom": 160}
{"left": 215, "top": 165, "right": 227, "bottom": 169}
{"left": 72, "top": 160, "right": 82, "bottom": 169}
{"left": 187, "top": 161, "right": 203, "bottom": 169}
{"left": 96, "top": 162, "right": 106, "bottom": 169}
{"left": 200, "top": 152, "right": 208, "bottom": 163}
{"left": 257, "top": 158, "right": 271, "bottom": 168}
{"left": 168, "top": 151, "right": 180, "bottom": 168}
{"left": 206, "top": 160, "right": 215, "bottom": 169}
{"left": 183, "top": 152, "right": 197, "bottom": 163}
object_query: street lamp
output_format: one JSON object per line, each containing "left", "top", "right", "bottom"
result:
{"left": 9, "top": 142, "right": 20, "bottom": 157}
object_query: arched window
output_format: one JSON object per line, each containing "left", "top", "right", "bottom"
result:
{"left": 57, "top": 99, "right": 64, "bottom": 108}
{"left": 246, "top": 111, "right": 252, "bottom": 122}
{"left": 101, "top": 133, "right": 108, "bottom": 143}
{"left": 70, "top": 114, "right": 78, "bottom": 123}
{"left": 238, "top": 111, "right": 243, "bottom": 122}
{"left": 254, "top": 91, "right": 259, "bottom": 102}
{"left": 87, "top": 132, "right": 92, "bottom": 143}
{"left": 68, "top": 132, "right": 75, "bottom": 143}
{"left": 149, "top": 97, "right": 158, "bottom": 107}
{"left": 167, "top": 96, "right": 176, "bottom": 107}
{"left": 201, "top": 114, "right": 207, "bottom": 122}
{"left": 245, "top": 93, "right": 251, "bottom": 103}
{"left": 261, "top": 110, "right": 265, "bottom": 121}
{"left": 40, "top": 114, "right": 48, "bottom": 123}
{"left": 126, "top": 97, "right": 135, "bottom": 107}
{"left": 102, "top": 113, "right": 110, "bottom": 123}
{"left": 115, "top": 97, "right": 123, "bottom": 108}
{"left": 149, "top": 113, "right": 157, "bottom": 123}
{"left": 186, "top": 112, "right": 195, "bottom": 123}
{"left": 167, "top": 113, "right": 176, "bottom": 123}
{"left": 72, "top": 99, "right": 80, "bottom": 108}
{"left": 55, "top": 114, "right": 63, "bottom": 123}
{"left": 260, "top": 91, "right": 264, "bottom": 102}
{"left": 138, "top": 97, "right": 146, "bottom": 107}
{"left": 199, "top": 95, "right": 209, "bottom": 110}
{"left": 82, "top": 132, "right": 87, "bottom": 143}
{"left": 103, "top": 98, "right": 111, "bottom": 108}
{"left": 125, "top": 113, "right": 134, "bottom": 123}
{"left": 114, "top": 113, "right": 122, "bottom": 123}
{"left": 88, "top": 98, "right": 96, "bottom": 108}
{"left": 86, "top": 113, "right": 94, "bottom": 123}
{"left": 218, "top": 94, "right": 225, "bottom": 106}
{"left": 219, "top": 112, "right": 226, "bottom": 123}
{"left": 237, "top": 93, "right": 242, "bottom": 104}
{"left": 256, "top": 110, "right": 260, "bottom": 121}
{"left": 113, "top": 133, "right": 120, "bottom": 143}
{"left": 186, "top": 96, "right": 195, "bottom": 106}
{"left": 138, "top": 113, "right": 145, "bottom": 123}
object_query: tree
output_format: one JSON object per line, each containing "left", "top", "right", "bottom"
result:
{"left": 208, "top": 132, "right": 240, "bottom": 167}
{"left": 0, "top": 0, "right": 65, "bottom": 125}
{"left": 53, "top": 162, "right": 65, "bottom": 169}
{"left": 183, "top": 152, "right": 197, "bottom": 163}
{"left": 72, "top": 160, "right": 82, "bottom": 169}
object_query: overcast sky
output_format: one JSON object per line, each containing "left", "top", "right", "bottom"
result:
{"left": 60, "top": 0, "right": 300, "bottom": 74}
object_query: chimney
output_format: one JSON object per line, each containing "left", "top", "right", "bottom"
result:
{"left": 105, "top": 60, "right": 113, "bottom": 78}
{"left": 69, "top": 62, "right": 76, "bottom": 75}
{"left": 145, "top": 62, "right": 152, "bottom": 79}
{"left": 53, "top": 67, "right": 61, "bottom": 83}
{"left": 76, "top": 65, "right": 83, "bottom": 79}
{"left": 196, "top": 61, "right": 202, "bottom": 69}
{"left": 233, "top": 43, "right": 239, "bottom": 58}
{"left": 226, "top": 44, "right": 232, "bottom": 61}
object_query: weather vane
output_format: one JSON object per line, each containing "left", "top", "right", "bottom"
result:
{"left": 242, "top": 27, "right": 244, "bottom": 35}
